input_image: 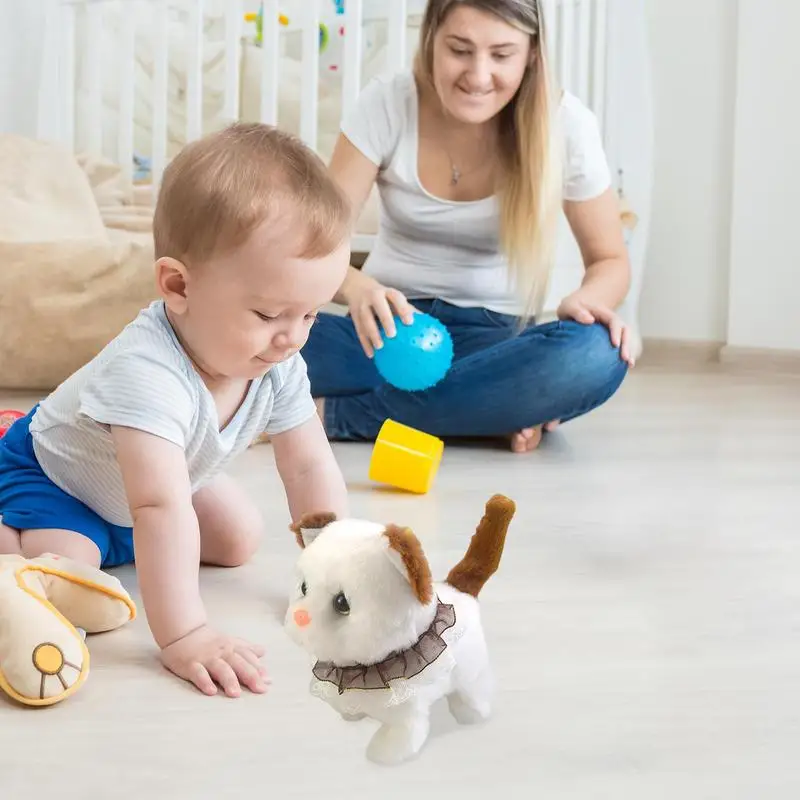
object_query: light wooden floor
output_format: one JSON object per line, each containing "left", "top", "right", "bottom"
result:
{"left": 1, "top": 364, "right": 798, "bottom": 797}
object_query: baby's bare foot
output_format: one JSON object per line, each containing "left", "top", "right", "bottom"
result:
{"left": 509, "top": 420, "right": 560, "bottom": 453}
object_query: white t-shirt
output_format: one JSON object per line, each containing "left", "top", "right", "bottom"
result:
{"left": 29, "top": 300, "right": 316, "bottom": 526}
{"left": 341, "top": 71, "right": 611, "bottom": 315}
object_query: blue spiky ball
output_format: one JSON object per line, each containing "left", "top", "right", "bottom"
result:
{"left": 373, "top": 313, "right": 454, "bottom": 392}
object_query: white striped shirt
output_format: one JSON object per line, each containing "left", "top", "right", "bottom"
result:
{"left": 29, "top": 300, "right": 316, "bottom": 526}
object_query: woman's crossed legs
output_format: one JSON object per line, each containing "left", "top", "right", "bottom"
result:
{"left": 302, "top": 299, "right": 628, "bottom": 450}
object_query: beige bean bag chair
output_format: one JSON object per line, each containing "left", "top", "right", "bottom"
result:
{"left": 0, "top": 135, "right": 157, "bottom": 391}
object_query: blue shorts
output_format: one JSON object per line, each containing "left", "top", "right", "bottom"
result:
{"left": 0, "top": 407, "right": 134, "bottom": 568}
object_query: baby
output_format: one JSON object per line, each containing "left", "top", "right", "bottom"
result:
{"left": 0, "top": 123, "right": 351, "bottom": 698}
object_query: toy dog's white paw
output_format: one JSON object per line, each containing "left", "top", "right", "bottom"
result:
{"left": 366, "top": 717, "right": 429, "bottom": 766}
{"left": 447, "top": 691, "right": 491, "bottom": 725}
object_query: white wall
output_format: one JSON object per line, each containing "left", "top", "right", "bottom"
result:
{"left": 639, "top": 0, "right": 738, "bottom": 344}
{"left": 727, "top": 0, "right": 800, "bottom": 352}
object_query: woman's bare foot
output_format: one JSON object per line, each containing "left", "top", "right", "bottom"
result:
{"left": 509, "top": 420, "right": 560, "bottom": 453}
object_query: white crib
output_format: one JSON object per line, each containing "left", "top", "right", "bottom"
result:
{"left": 36, "top": 0, "right": 653, "bottom": 336}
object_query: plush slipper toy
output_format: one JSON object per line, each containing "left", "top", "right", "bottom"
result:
{"left": 0, "top": 553, "right": 136, "bottom": 706}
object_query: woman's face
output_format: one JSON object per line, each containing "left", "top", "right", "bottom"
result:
{"left": 431, "top": 5, "right": 532, "bottom": 125}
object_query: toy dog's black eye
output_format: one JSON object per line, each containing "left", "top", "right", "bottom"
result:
{"left": 300, "top": 581, "right": 307, "bottom": 596}
{"left": 332, "top": 592, "right": 350, "bottom": 616}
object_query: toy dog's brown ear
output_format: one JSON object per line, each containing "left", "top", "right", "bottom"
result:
{"left": 289, "top": 512, "right": 337, "bottom": 548}
{"left": 382, "top": 525, "right": 434, "bottom": 605}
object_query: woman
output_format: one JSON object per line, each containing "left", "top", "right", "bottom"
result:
{"left": 302, "top": 0, "right": 633, "bottom": 453}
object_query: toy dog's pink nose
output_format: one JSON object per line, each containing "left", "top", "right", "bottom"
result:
{"left": 294, "top": 609, "right": 311, "bottom": 627}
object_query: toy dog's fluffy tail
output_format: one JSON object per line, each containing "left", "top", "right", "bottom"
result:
{"left": 446, "top": 494, "right": 515, "bottom": 597}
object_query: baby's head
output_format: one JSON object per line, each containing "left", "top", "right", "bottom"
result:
{"left": 285, "top": 513, "right": 437, "bottom": 667}
{"left": 152, "top": 123, "right": 351, "bottom": 381}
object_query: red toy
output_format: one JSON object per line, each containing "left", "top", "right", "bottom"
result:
{"left": 0, "top": 410, "right": 24, "bottom": 439}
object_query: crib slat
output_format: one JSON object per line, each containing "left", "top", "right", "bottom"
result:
{"left": 85, "top": 3, "right": 103, "bottom": 155}
{"left": 559, "top": 0, "right": 574, "bottom": 93}
{"left": 592, "top": 0, "right": 608, "bottom": 131}
{"left": 300, "top": 1, "right": 320, "bottom": 147}
{"left": 260, "top": 0, "right": 280, "bottom": 125}
{"left": 541, "top": 0, "right": 558, "bottom": 76}
{"left": 186, "top": 0, "right": 204, "bottom": 142}
{"left": 36, "top": 0, "right": 58, "bottom": 144}
{"left": 152, "top": 0, "right": 169, "bottom": 189}
{"left": 59, "top": 2, "right": 77, "bottom": 149}
{"left": 341, "top": 0, "right": 363, "bottom": 117}
{"left": 224, "top": 0, "right": 242, "bottom": 122}
{"left": 117, "top": 4, "right": 136, "bottom": 184}
{"left": 386, "top": 0, "right": 407, "bottom": 72}
{"left": 576, "top": 0, "right": 591, "bottom": 103}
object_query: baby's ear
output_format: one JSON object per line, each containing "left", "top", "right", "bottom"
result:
{"left": 289, "top": 512, "right": 337, "bottom": 548}
{"left": 382, "top": 525, "right": 434, "bottom": 605}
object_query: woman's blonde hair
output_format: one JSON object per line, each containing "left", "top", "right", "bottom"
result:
{"left": 413, "top": 0, "right": 562, "bottom": 319}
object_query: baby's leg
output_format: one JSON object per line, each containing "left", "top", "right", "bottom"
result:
{"left": 20, "top": 529, "right": 101, "bottom": 567}
{"left": 3, "top": 522, "right": 100, "bottom": 566}
{"left": 193, "top": 474, "right": 263, "bottom": 567}
{"left": 0, "top": 522, "right": 21, "bottom": 555}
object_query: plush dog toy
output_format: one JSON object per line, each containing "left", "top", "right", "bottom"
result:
{"left": 285, "top": 494, "right": 515, "bottom": 765}
{"left": 0, "top": 553, "right": 136, "bottom": 706}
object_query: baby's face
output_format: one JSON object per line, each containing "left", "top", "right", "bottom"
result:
{"left": 171, "top": 220, "right": 349, "bottom": 381}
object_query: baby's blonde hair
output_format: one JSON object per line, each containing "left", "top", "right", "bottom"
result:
{"left": 153, "top": 123, "right": 351, "bottom": 265}
{"left": 414, "top": 0, "right": 563, "bottom": 319}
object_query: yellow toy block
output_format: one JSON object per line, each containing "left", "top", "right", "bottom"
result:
{"left": 368, "top": 419, "right": 444, "bottom": 494}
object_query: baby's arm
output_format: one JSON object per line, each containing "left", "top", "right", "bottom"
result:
{"left": 271, "top": 414, "right": 349, "bottom": 522}
{"left": 111, "top": 425, "right": 203, "bottom": 644}
{"left": 112, "top": 425, "right": 267, "bottom": 697}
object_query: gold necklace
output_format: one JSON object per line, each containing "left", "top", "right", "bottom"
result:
{"left": 449, "top": 156, "right": 462, "bottom": 186}
{"left": 442, "top": 130, "right": 495, "bottom": 186}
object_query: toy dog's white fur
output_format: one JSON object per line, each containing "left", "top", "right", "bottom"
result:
{"left": 284, "top": 495, "right": 515, "bottom": 765}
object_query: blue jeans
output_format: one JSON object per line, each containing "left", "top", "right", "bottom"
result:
{"left": 301, "top": 299, "right": 628, "bottom": 441}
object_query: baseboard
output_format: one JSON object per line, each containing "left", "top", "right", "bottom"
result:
{"left": 640, "top": 338, "right": 800, "bottom": 375}
{"left": 639, "top": 338, "right": 724, "bottom": 368}
{"left": 718, "top": 344, "right": 800, "bottom": 376}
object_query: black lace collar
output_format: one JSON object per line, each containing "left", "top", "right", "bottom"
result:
{"left": 312, "top": 601, "right": 456, "bottom": 694}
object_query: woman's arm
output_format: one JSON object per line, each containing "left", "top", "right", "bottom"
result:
{"left": 560, "top": 187, "right": 635, "bottom": 365}
{"left": 328, "top": 133, "right": 380, "bottom": 228}
{"left": 563, "top": 187, "right": 631, "bottom": 310}
{"left": 325, "top": 133, "right": 416, "bottom": 353}
{"left": 327, "top": 134, "right": 381, "bottom": 307}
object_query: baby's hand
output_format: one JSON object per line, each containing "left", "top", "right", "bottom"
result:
{"left": 160, "top": 625, "right": 270, "bottom": 698}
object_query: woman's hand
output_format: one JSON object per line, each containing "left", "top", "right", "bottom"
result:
{"left": 342, "top": 271, "right": 417, "bottom": 358}
{"left": 557, "top": 291, "right": 635, "bottom": 367}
